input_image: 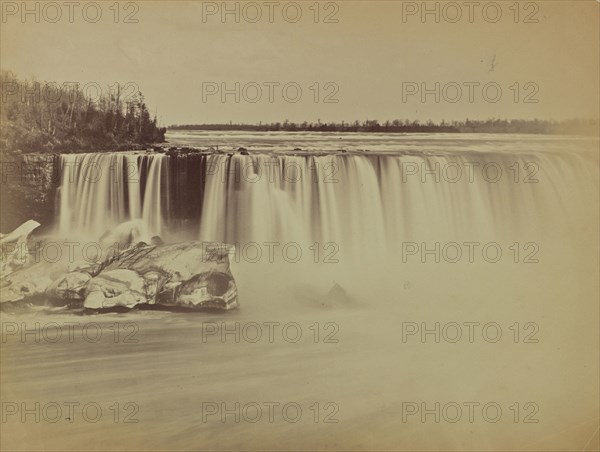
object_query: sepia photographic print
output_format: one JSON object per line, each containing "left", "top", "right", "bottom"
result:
{"left": 0, "top": 1, "right": 599, "bottom": 450}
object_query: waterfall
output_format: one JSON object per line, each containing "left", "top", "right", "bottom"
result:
{"left": 56, "top": 147, "right": 597, "bottom": 259}
{"left": 58, "top": 153, "right": 165, "bottom": 238}
{"left": 141, "top": 154, "right": 166, "bottom": 238}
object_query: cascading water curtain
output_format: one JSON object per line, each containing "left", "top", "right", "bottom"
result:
{"left": 58, "top": 151, "right": 591, "bottom": 257}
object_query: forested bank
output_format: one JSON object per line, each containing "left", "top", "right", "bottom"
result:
{"left": 0, "top": 71, "right": 166, "bottom": 154}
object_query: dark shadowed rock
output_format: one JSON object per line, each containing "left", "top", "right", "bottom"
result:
{"left": 150, "top": 236, "right": 164, "bottom": 245}
{"left": 323, "top": 283, "right": 357, "bottom": 307}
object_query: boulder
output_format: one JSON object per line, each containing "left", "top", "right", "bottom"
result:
{"left": 94, "top": 241, "right": 239, "bottom": 310}
{"left": 1, "top": 230, "right": 239, "bottom": 312}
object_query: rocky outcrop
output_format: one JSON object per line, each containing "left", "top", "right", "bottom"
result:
{"left": 92, "top": 241, "right": 238, "bottom": 310}
{"left": 0, "top": 221, "right": 239, "bottom": 312}
{"left": 0, "top": 153, "right": 60, "bottom": 232}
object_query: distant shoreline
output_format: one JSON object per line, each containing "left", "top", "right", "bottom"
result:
{"left": 168, "top": 119, "right": 599, "bottom": 136}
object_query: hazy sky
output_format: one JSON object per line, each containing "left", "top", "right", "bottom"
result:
{"left": 2, "top": 0, "right": 599, "bottom": 125}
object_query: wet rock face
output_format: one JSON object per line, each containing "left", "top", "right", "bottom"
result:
{"left": 0, "top": 154, "right": 60, "bottom": 232}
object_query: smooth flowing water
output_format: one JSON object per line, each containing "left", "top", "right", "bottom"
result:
{"left": 57, "top": 133, "right": 597, "bottom": 250}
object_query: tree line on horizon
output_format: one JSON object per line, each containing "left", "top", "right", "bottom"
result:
{"left": 169, "top": 118, "right": 598, "bottom": 135}
{"left": 0, "top": 71, "right": 166, "bottom": 154}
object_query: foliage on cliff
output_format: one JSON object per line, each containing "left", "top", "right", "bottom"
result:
{"left": 0, "top": 71, "right": 166, "bottom": 154}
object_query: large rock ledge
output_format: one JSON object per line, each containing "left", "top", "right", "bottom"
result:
{"left": 0, "top": 222, "right": 238, "bottom": 312}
